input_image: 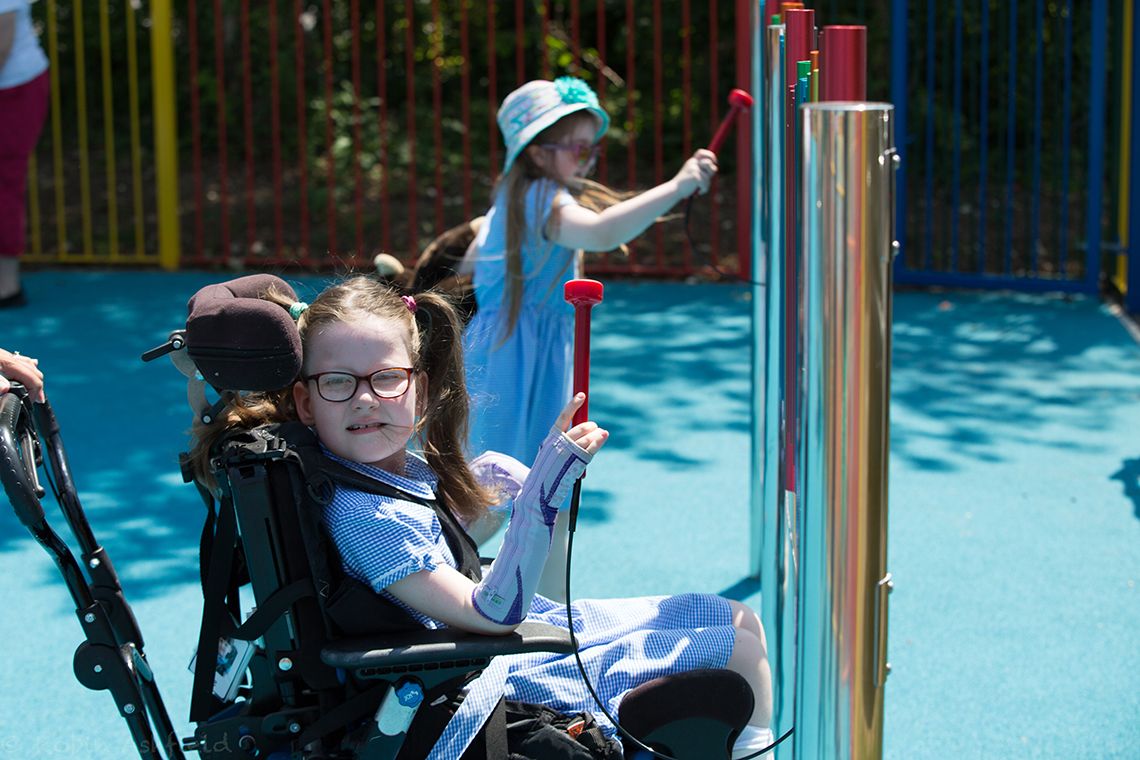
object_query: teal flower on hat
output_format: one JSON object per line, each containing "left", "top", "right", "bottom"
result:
{"left": 554, "top": 76, "right": 597, "bottom": 107}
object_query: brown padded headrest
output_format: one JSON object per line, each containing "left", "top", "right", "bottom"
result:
{"left": 185, "top": 274, "right": 303, "bottom": 391}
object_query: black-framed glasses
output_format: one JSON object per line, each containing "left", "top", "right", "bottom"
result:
{"left": 537, "top": 140, "right": 600, "bottom": 167}
{"left": 304, "top": 368, "right": 416, "bottom": 402}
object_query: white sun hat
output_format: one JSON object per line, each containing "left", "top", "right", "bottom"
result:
{"left": 496, "top": 76, "right": 610, "bottom": 175}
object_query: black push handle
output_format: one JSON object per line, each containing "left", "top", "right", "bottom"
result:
{"left": 0, "top": 390, "right": 47, "bottom": 529}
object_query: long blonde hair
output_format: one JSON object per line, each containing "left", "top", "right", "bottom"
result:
{"left": 497, "top": 111, "right": 627, "bottom": 341}
{"left": 189, "top": 276, "right": 495, "bottom": 523}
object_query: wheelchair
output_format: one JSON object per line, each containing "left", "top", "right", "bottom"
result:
{"left": 0, "top": 271, "right": 754, "bottom": 760}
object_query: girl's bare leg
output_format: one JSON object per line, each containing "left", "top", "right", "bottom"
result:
{"left": 725, "top": 600, "right": 773, "bottom": 727}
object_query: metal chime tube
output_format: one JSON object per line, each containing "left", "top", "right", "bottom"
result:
{"left": 757, "top": 18, "right": 800, "bottom": 760}
{"left": 794, "top": 102, "right": 895, "bottom": 759}
{"left": 750, "top": 0, "right": 766, "bottom": 581}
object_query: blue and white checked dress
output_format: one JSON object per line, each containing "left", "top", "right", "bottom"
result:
{"left": 465, "top": 178, "right": 580, "bottom": 465}
{"left": 321, "top": 451, "right": 737, "bottom": 757}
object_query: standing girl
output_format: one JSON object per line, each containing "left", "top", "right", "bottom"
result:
{"left": 464, "top": 76, "right": 718, "bottom": 466}
{"left": 193, "top": 276, "right": 772, "bottom": 759}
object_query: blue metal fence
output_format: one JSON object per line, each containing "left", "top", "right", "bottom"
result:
{"left": 890, "top": 0, "right": 1117, "bottom": 295}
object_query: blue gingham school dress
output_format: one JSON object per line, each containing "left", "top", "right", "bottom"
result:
{"left": 464, "top": 178, "right": 581, "bottom": 465}
{"left": 321, "top": 451, "right": 737, "bottom": 758}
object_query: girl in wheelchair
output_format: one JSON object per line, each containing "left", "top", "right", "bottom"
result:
{"left": 189, "top": 275, "right": 774, "bottom": 759}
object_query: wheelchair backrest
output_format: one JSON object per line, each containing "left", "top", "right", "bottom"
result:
{"left": 180, "top": 275, "right": 342, "bottom": 722}
{"left": 180, "top": 274, "right": 438, "bottom": 722}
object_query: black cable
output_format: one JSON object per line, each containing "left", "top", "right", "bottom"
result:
{"left": 563, "top": 481, "right": 793, "bottom": 760}
{"left": 683, "top": 196, "right": 767, "bottom": 288}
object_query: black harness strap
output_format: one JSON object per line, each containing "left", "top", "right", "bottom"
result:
{"left": 190, "top": 477, "right": 216, "bottom": 591}
{"left": 481, "top": 698, "right": 510, "bottom": 760}
{"left": 232, "top": 578, "right": 314, "bottom": 642}
{"left": 189, "top": 491, "right": 239, "bottom": 722}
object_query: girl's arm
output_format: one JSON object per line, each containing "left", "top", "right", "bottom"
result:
{"left": 384, "top": 394, "right": 608, "bottom": 634}
{"left": 385, "top": 563, "right": 520, "bottom": 635}
{"left": 550, "top": 149, "right": 718, "bottom": 252}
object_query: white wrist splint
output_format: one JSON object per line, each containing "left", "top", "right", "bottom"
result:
{"left": 471, "top": 427, "right": 591, "bottom": 624}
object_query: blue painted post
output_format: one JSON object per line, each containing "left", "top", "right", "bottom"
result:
{"left": 1060, "top": 0, "right": 1073, "bottom": 275}
{"left": 1087, "top": 0, "right": 1107, "bottom": 290}
{"left": 951, "top": 0, "right": 963, "bottom": 271}
{"left": 1030, "top": 0, "right": 1045, "bottom": 275}
{"left": 924, "top": 0, "right": 935, "bottom": 271}
{"left": 890, "top": 0, "right": 908, "bottom": 278}
{"left": 1004, "top": 0, "right": 1019, "bottom": 275}
{"left": 979, "top": 0, "right": 989, "bottom": 274}
{"left": 1129, "top": 0, "right": 1140, "bottom": 314}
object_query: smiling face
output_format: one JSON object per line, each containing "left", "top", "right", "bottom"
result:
{"left": 293, "top": 314, "right": 423, "bottom": 474}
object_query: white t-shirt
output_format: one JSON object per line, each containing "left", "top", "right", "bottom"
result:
{"left": 0, "top": 0, "right": 49, "bottom": 89}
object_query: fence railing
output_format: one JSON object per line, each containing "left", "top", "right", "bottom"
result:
{"left": 889, "top": 0, "right": 1128, "bottom": 296}
{"left": 23, "top": 0, "right": 1137, "bottom": 298}
{"left": 24, "top": 0, "right": 754, "bottom": 279}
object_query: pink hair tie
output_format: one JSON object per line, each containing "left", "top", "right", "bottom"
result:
{"left": 401, "top": 295, "right": 417, "bottom": 313}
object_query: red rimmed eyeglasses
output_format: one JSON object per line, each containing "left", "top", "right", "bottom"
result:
{"left": 304, "top": 368, "right": 416, "bottom": 402}
{"left": 537, "top": 140, "right": 600, "bottom": 167}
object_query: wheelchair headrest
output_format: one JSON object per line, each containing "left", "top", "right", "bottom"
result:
{"left": 186, "top": 274, "right": 303, "bottom": 391}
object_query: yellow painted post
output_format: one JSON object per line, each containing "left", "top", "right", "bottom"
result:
{"left": 71, "top": 0, "right": 93, "bottom": 259}
{"left": 98, "top": 0, "right": 119, "bottom": 260}
{"left": 46, "top": 0, "right": 65, "bottom": 255}
{"left": 150, "top": 0, "right": 181, "bottom": 270}
{"left": 1118, "top": 0, "right": 1133, "bottom": 294}
{"left": 126, "top": 0, "right": 145, "bottom": 258}
{"left": 28, "top": 154, "right": 40, "bottom": 256}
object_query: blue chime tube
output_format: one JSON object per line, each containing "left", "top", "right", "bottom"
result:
{"left": 757, "top": 17, "right": 799, "bottom": 760}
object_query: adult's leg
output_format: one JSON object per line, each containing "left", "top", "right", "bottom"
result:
{"left": 0, "top": 259, "right": 18, "bottom": 300}
{"left": 0, "top": 71, "right": 51, "bottom": 301}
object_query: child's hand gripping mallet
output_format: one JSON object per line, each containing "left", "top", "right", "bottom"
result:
{"left": 706, "top": 88, "right": 755, "bottom": 154}
{"left": 683, "top": 88, "right": 755, "bottom": 259}
{"left": 564, "top": 278, "right": 604, "bottom": 532}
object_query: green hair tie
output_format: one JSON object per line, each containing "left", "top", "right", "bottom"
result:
{"left": 289, "top": 301, "right": 309, "bottom": 320}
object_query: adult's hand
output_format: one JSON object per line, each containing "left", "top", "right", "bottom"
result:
{"left": 0, "top": 348, "right": 44, "bottom": 402}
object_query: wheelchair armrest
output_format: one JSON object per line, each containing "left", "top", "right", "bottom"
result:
{"left": 320, "top": 621, "right": 573, "bottom": 670}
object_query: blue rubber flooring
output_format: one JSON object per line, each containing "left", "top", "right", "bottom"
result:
{"left": 1, "top": 271, "right": 1137, "bottom": 758}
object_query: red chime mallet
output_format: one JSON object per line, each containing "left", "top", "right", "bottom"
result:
{"left": 564, "top": 279, "right": 605, "bottom": 427}
{"left": 564, "top": 279, "right": 604, "bottom": 532}
{"left": 706, "top": 88, "right": 755, "bottom": 154}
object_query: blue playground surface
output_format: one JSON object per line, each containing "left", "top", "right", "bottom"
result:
{"left": 1, "top": 270, "right": 1138, "bottom": 758}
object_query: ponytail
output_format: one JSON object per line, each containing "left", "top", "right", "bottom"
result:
{"left": 410, "top": 290, "right": 496, "bottom": 524}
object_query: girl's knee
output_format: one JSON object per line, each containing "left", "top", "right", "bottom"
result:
{"left": 727, "top": 601, "right": 765, "bottom": 647}
{"left": 726, "top": 627, "right": 767, "bottom": 672}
